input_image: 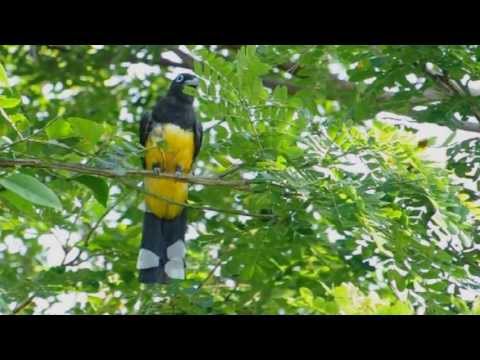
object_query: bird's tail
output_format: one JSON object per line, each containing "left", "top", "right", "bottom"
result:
{"left": 137, "top": 209, "right": 187, "bottom": 284}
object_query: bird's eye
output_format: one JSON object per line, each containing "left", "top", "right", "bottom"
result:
{"left": 176, "top": 75, "right": 184, "bottom": 83}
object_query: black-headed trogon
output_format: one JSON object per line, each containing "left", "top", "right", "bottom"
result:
{"left": 138, "top": 73, "right": 203, "bottom": 284}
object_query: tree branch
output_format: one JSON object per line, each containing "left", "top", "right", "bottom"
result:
{"left": 0, "top": 158, "right": 251, "bottom": 190}
{"left": 169, "top": 48, "right": 194, "bottom": 68}
{"left": 11, "top": 294, "right": 35, "bottom": 315}
{"left": 120, "top": 178, "right": 274, "bottom": 219}
{"left": 448, "top": 118, "right": 480, "bottom": 133}
{"left": 193, "top": 258, "right": 224, "bottom": 295}
{"left": 420, "top": 63, "right": 480, "bottom": 132}
{"left": 156, "top": 57, "right": 191, "bottom": 70}
{"left": 0, "top": 157, "right": 275, "bottom": 218}
{"left": 0, "top": 107, "right": 24, "bottom": 140}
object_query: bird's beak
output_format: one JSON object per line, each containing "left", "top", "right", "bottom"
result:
{"left": 185, "top": 77, "right": 200, "bottom": 87}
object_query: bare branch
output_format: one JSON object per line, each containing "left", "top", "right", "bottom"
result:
{"left": 168, "top": 48, "right": 194, "bottom": 68}
{"left": 11, "top": 294, "right": 35, "bottom": 315}
{"left": 0, "top": 158, "right": 251, "bottom": 190}
{"left": 421, "top": 63, "right": 480, "bottom": 132}
{"left": 448, "top": 118, "right": 480, "bottom": 133}
{"left": 193, "top": 258, "right": 224, "bottom": 294}
{"left": 156, "top": 57, "right": 191, "bottom": 70}
{"left": 218, "top": 164, "right": 244, "bottom": 179}
{"left": 0, "top": 107, "right": 24, "bottom": 140}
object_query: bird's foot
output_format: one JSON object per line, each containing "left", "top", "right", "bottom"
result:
{"left": 175, "top": 165, "right": 184, "bottom": 177}
{"left": 152, "top": 165, "right": 163, "bottom": 176}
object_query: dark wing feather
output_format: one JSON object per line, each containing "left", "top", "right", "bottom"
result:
{"left": 140, "top": 112, "right": 153, "bottom": 169}
{"left": 193, "top": 119, "right": 203, "bottom": 162}
{"left": 140, "top": 112, "right": 153, "bottom": 147}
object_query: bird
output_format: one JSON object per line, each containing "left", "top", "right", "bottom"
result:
{"left": 138, "top": 73, "right": 203, "bottom": 284}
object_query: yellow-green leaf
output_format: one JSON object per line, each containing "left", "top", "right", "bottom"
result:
{"left": 0, "top": 96, "right": 20, "bottom": 109}
{"left": 46, "top": 117, "right": 105, "bottom": 144}
{"left": 0, "top": 63, "right": 9, "bottom": 88}
{"left": 46, "top": 119, "right": 74, "bottom": 139}
{"left": 299, "top": 287, "right": 314, "bottom": 306}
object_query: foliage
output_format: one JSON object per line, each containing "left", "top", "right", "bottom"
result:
{"left": 0, "top": 45, "right": 480, "bottom": 315}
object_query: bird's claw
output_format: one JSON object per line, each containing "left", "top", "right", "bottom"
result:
{"left": 175, "top": 165, "right": 184, "bottom": 176}
{"left": 152, "top": 166, "right": 163, "bottom": 176}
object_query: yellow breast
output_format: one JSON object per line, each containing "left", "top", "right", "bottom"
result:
{"left": 144, "top": 123, "right": 194, "bottom": 219}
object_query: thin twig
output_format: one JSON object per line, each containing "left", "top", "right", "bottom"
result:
{"left": 11, "top": 294, "right": 35, "bottom": 315}
{"left": 0, "top": 107, "right": 24, "bottom": 140}
{"left": 0, "top": 157, "right": 278, "bottom": 218}
{"left": 63, "top": 193, "right": 130, "bottom": 267}
{"left": 193, "top": 258, "right": 224, "bottom": 294}
{"left": 0, "top": 117, "right": 80, "bottom": 152}
{"left": 223, "top": 282, "right": 240, "bottom": 302}
{"left": 28, "top": 139, "right": 91, "bottom": 157}
{"left": 64, "top": 194, "right": 91, "bottom": 249}
{"left": 204, "top": 119, "right": 227, "bottom": 132}
{"left": 420, "top": 63, "right": 480, "bottom": 131}
{"left": 218, "top": 164, "right": 244, "bottom": 179}
{"left": 120, "top": 178, "right": 274, "bottom": 219}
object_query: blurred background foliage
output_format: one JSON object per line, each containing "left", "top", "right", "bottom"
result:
{"left": 1, "top": 45, "right": 480, "bottom": 315}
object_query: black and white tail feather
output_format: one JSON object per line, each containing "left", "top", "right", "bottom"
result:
{"left": 138, "top": 209, "right": 187, "bottom": 284}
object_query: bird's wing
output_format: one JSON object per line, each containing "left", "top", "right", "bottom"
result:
{"left": 193, "top": 118, "right": 203, "bottom": 162}
{"left": 140, "top": 111, "right": 154, "bottom": 169}
{"left": 140, "top": 111, "right": 154, "bottom": 147}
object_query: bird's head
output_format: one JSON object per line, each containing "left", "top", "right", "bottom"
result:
{"left": 168, "top": 73, "right": 199, "bottom": 104}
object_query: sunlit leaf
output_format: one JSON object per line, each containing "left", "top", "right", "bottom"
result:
{"left": 0, "top": 96, "right": 20, "bottom": 109}
{"left": 0, "top": 62, "right": 9, "bottom": 88}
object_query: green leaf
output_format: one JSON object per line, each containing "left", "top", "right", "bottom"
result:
{"left": 0, "top": 189, "right": 37, "bottom": 216}
{"left": 73, "top": 175, "right": 109, "bottom": 207}
{"left": 0, "top": 173, "right": 62, "bottom": 210}
{"left": 69, "top": 117, "right": 104, "bottom": 144}
{"left": 10, "top": 113, "right": 28, "bottom": 124}
{"left": 0, "top": 96, "right": 20, "bottom": 109}
{"left": 46, "top": 118, "right": 104, "bottom": 144}
{"left": 0, "top": 63, "right": 9, "bottom": 88}
{"left": 183, "top": 86, "right": 197, "bottom": 97}
{"left": 472, "top": 297, "right": 480, "bottom": 315}
{"left": 46, "top": 119, "right": 74, "bottom": 139}
{"left": 377, "top": 301, "right": 414, "bottom": 315}
{"left": 299, "top": 287, "right": 314, "bottom": 306}
{"left": 440, "top": 130, "right": 457, "bottom": 147}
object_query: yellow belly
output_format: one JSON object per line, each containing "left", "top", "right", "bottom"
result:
{"left": 144, "top": 123, "right": 194, "bottom": 219}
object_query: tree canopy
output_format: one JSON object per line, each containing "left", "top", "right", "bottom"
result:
{"left": 1, "top": 45, "right": 480, "bottom": 315}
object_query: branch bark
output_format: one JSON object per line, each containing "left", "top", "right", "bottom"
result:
{"left": 448, "top": 118, "right": 480, "bottom": 133}
{"left": 420, "top": 63, "right": 480, "bottom": 133}
{"left": 0, "top": 158, "right": 252, "bottom": 190}
{"left": 11, "top": 294, "right": 35, "bottom": 315}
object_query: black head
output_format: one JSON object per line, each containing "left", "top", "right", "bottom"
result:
{"left": 167, "top": 73, "right": 199, "bottom": 104}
